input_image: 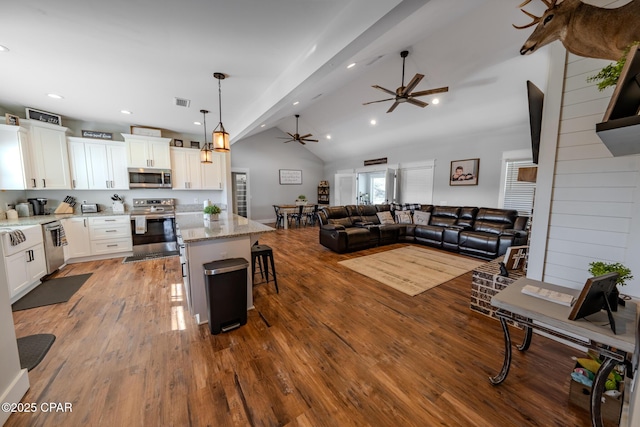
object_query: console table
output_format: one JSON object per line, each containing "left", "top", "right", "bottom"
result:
{"left": 490, "top": 277, "right": 638, "bottom": 427}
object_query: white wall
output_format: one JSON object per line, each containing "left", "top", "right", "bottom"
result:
{"left": 540, "top": 49, "right": 640, "bottom": 298}
{"left": 230, "top": 127, "right": 325, "bottom": 221}
{"left": 324, "top": 123, "right": 532, "bottom": 208}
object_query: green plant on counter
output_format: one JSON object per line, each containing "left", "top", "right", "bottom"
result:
{"left": 204, "top": 205, "right": 221, "bottom": 215}
{"left": 588, "top": 261, "right": 633, "bottom": 286}
{"left": 297, "top": 194, "right": 307, "bottom": 200}
{"left": 587, "top": 42, "right": 639, "bottom": 91}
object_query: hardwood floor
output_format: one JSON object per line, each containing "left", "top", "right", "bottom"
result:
{"left": 8, "top": 225, "right": 600, "bottom": 426}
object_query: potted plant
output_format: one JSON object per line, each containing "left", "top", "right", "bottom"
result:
{"left": 587, "top": 42, "right": 639, "bottom": 91}
{"left": 204, "top": 204, "right": 221, "bottom": 220}
{"left": 588, "top": 261, "right": 633, "bottom": 311}
{"left": 296, "top": 194, "right": 307, "bottom": 205}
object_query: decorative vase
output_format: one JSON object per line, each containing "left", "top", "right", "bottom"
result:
{"left": 211, "top": 213, "right": 219, "bottom": 221}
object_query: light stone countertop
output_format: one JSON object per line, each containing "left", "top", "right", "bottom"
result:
{"left": 176, "top": 212, "right": 274, "bottom": 243}
{"left": 0, "top": 210, "right": 131, "bottom": 228}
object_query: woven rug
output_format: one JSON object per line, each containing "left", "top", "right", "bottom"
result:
{"left": 339, "top": 246, "right": 485, "bottom": 296}
{"left": 122, "top": 251, "right": 179, "bottom": 264}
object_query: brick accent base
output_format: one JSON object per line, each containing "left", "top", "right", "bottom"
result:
{"left": 470, "top": 256, "right": 525, "bottom": 321}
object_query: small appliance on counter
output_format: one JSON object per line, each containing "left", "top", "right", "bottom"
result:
{"left": 16, "top": 203, "right": 33, "bottom": 217}
{"left": 27, "top": 198, "right": 48, "bottom": 215}
{"left": 81, "top": 203, "right": 100, "bottom": 214}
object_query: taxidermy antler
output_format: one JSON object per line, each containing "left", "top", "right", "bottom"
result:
{"left": 514, "top": 0, "right": 640, "bottom": 61}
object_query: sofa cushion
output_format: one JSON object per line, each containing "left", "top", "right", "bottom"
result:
{"left": 358, "top": 205, "right": 381, "bottom": 224}
{"left": 456, "top": 207, "right": 479, "bottom": 228}
{"left": 473, "top": 208, "right": 518, "bottom": 234}
{"left": 396, "top": 211, "right": 413, "bottom": 224}
{"left": 413, "top": 210, "right": 431, "bottom": 226}
{"left": 376, "top": 211, "right": 395, "bottom": 225}
{"left": 429, "top": 206, "right": 460, "bottom": 227}
{"left": 329, "top": 217, "right": 353, "bottom": 227}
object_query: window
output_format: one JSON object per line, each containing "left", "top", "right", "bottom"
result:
{"left": 397, "top": 162, "right": 434, "bottom": 204}
{"left": 502, "top": 159, "right": 536, "bottom": 216}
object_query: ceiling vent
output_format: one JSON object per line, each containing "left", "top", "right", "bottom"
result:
{"left": 174, "top": 97, "right": 191, "bottom": 108}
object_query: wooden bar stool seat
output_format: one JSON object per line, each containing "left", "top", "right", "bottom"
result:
{"left": 251, "top": 244, "right": 279, "bottom": 293}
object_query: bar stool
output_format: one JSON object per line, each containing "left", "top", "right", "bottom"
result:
{"left": 251, "top": 244, "right": 279, "bottom": 293}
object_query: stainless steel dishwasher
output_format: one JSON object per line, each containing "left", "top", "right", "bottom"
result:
{"left": 42, "top": 220, "right": 65, "bottom": 274}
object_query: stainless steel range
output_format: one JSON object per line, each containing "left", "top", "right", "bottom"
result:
{"left": 130, "top": 198, "right": 177, "bottom": 255}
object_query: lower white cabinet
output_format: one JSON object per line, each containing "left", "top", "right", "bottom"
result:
{"left": 1, "top": 225, "right": 47, "bottom": 301}
{"left": 63, "top": 215, "right": 132, "bottom": 261}
{"left": 62, "top": 217, "right": 91, "bottom": 259}
{"left": 88, "top": 216, "right": 132, "bottom": 255}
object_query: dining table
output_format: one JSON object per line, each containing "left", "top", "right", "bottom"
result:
{"left": 276, "top": 204, "right": 317, "bottom": 229}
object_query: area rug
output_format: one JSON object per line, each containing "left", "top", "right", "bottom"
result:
{"left": 17, "top": 334, "right": 56, "bottom": 371}
{"left": 122, "top": 251, "right": 179, "bottom": 264}
{"left": 339, "top": 246, "right": 485, "bottom": 296}
{"left": 11, "top": 273, "right": 92, "bottom": 312}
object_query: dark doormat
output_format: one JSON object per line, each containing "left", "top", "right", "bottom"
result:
{"left": 17, "top": 334, "right": 56, "bottom": 371}
{"left": 11, "top": 273, "right": 92, "bottom": 312}
{"left": 123, "top": 251, "right": 179, "bottom": 264}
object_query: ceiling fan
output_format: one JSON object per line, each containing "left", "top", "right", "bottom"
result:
{"left": 277, "top": 114, "right": 318, "bottom": 145}
{"left": 363, "top": 50, "right": 449, "bottom": 113}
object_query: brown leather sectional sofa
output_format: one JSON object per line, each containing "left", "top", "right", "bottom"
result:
{"left": 317, "top": 204, "right": 528, "bottom": 260}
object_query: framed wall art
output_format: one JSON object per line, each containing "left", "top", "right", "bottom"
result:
{"left": 190, "top": 141, "right": 200, "bottom": 148}
{"left": 279, "top": 169, "right": 302, "bottom": 185}
{"left": 450, "top": 158, "right": 479, "bottom": 186}
{"left": 25, "top": 108, "right": 61, "bottom": 125}
{"left": 5, "top": 113, "right": 19, "bottom": 126}
{"left": 174, "top": 139, "right": 183, "bottom": 147}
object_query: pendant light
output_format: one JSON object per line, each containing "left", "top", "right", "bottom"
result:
{"left": 212, "top": 72, "right": 230, "bottom": 152}
{"left": 200, "top": 109, "right": 213, "bottom": 163}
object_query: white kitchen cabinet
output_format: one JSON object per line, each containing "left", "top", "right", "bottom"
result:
{"left": 171, "top": 147, "right": 223, "bottom": 190}
{"left": 88, "top": 216, "right": 132, "bottom": 255}
{"left": 68, "top": 139, "right": 90, "bottom": 189}
{"left": 0, "top": 124, "right": 33, "bottom": 190}
{"left": 62, "top": 217, "right": 91, "bottom": 259}
{"left": 201, "top": 151, "right": 224, "bottom": 190}
{"left": 68, "top": 138, "right": 129, "bottom": 190}
{"left": 122, "top": 134, "right": 171, "bottom": 169}
{"left": 1, "top": 225, "right": 47, "bottom": 301}
{"left": 24, "top": 120, "right": 72, "bottom": 189}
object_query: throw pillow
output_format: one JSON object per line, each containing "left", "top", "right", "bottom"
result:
{"left": 376, "top": 211, "right": 395, "bottom": 225}
{"left": 395, "top": 211, "right": 413, "bottom": 224}
{"left": 413, "top": 211, "right": 431, "bottom": 226}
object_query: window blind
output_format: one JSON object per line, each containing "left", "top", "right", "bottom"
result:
{"left": 503, "top": 159, "right": 536, "bottom": 216}
{"left": 398, "top": 166, "right": 434, "bottom": 204}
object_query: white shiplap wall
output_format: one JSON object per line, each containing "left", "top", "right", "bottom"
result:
{"left": 542, "top": 47, "right": 640, "bottom": 296}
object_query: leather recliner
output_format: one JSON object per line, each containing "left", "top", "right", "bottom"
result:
{"left": 458, "top": 208, "right": 527, "bottom": 259}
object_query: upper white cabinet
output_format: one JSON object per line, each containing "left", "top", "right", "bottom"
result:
{"left": 122, "top": 134, "right": 171, "bottom": 169}
{"left": 24, "top": 120, "right": 72, "bottom": 189}
{"left": 68, "top": 137, "right": 129, "bottom": 189}
{"left": 170, "top": 147, "right": 223, "bottom": 190}
{"left": 0, "top": 124, "right": 33, "bottom": 190}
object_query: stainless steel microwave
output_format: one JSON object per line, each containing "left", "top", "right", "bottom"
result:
{"left": 128, "top": 168, "right": 172, "bottom": 189}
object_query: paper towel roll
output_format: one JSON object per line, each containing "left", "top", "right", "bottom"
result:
{"left": 6, "top": 209, "right": 18, "bottom": 220}
{"left": 203, "top": 199, "right": 211, "bottom": 209}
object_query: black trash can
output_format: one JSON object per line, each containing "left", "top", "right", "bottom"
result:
{"left": 203, "top": 257, "right": 249, "bottom": 334}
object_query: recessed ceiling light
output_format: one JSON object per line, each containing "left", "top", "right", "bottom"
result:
{"left": 432, "top": 98, "right": 440, "bottom": 105}
{"left": 293, "top": 101, "right": 299, "bottom": 106}
{"left": 120, "top": 110, "right": 132, "bottom": 115}
{"left": 47, "top": 93, "right": 64, "bottom": 99}
{"left": 326, "top": 134, "right": 332, "bottom": 139}
{"left": 347, "top": 62, "right": 356, "bottom": 69}
{"left": 194, "top": 121, "right": 202, "bottom": 126}
{"left": 0, "top": 45, "right": 9, "bottom": 52}
{"left": 370, "top": 119, "right": 377, "bottom": 125}
{"left": 260, "top": 124, "right": 266, "bottom": 127}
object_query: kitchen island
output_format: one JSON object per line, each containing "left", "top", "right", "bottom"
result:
{"left": 176, "top": 212, "right": 274, "bottom": 325}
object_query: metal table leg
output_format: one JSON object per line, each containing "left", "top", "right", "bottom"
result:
{"left": 490, "top": 316, "right": 512, "bottom": 385}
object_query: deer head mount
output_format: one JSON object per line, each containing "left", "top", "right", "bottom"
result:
{"left": 514, "top": 0, "right": 640, "bottom": 61}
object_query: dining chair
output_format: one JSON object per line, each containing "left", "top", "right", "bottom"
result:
{"left": 302, "top": 204, "right": 317, "bottom": 226}
{"left": 273, "top": 205, "right": 284, "bottom": 228}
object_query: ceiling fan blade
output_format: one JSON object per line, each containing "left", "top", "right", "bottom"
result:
{"left": 372, "top": 85, "right": 396, "bottom": 96}
{"left": 299, "top": 140, "right": 306, "bottom": 145}
{"left": 277, "top": 136, "right": 293, "bottom": 139}
{"left": 407, "top": 98, "right": 428, "bottom": 108}
{"left": 363, "top": 98, "right": 395, "bottom": 105}
{"left": 401, "top": 74, "right": 424, "bottom": 96}
{"left": 281, "top": 139, "right": 294, "bottom": 143}
{"left": 410, "top": 86, "right": 449, "bottom": 97}
{"left": 387, "top": 102, "right": 400, "bottom": 113}
{"left": 299, "top": 133, "right": 312, "bottom": 139}
{"left": 301, "top": 138, "right": 319, "bottom": 143}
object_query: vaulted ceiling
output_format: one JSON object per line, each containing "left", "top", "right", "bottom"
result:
{"left": 0, "top": 0, "right": 552, "bottom": 163}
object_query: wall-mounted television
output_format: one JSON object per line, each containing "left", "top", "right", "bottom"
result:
{"left": 526, "top": 80, "right": 544, "bottom": 164}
